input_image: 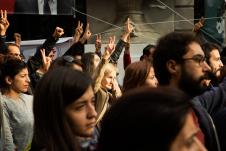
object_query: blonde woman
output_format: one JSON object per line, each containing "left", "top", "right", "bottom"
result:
{"left": 94, "top": 63, "right": 121, "bottom": 125}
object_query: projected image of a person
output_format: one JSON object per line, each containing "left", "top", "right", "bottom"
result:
{"left": 14, "top": 0, "right": 74, "bottom": 15}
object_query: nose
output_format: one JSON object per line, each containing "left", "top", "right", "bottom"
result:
{"left": 219, "top": 60, "right": 223, "bottom": 68}
{"left": 26, "top": 76, "right": 30, "bottom": 83}
{"left": 202, "top": 61, "right": 211, "bottom": 72}
{"left": 87, "top": 103, "right": 97, "bottom": 119}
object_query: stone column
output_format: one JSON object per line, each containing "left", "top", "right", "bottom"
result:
{"left": 101, "top": 0, "right": 160, "bottom": 44}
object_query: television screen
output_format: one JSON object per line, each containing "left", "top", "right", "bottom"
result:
{"left": 0, "top": 0, "right": 76, "bottom": 15}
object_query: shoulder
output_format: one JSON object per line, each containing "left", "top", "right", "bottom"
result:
{"left": 20, "top": 94, "right": 33, "bottom": 106}
{"left": 20, "top": 93, "right": 33, "bottom": 100}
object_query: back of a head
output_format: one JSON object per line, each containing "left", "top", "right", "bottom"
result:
{"left": 98, "top": 86, "right": 191, "bottom": 151}
{"left": 49, "top": 55, "right": 83, "bottom": 71}
{"left": 33, "top": 67, "right": 91, "bottom": 151}
{"left": 143, "top": 44, "right": 155, "bottom": 56}
{"left": 123, "top": 61, "right": 151, "bottom": 93}
{"left": 140, "top": 44, "right": 156, "bottom": 61}
{"left": 81, "top": 52, "right": 96, "bottom": 76}
{"left": 153, "top": 32, "right": 199, "bottom": 85}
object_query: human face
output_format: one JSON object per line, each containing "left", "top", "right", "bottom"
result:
{"left": 93, "top": 54, "right": 100, "bottom": 69}
{"left": 7, "top": 45, "right": 21, "bottom": 60}
{"left": 101, "top": 71, "right": 117, "bottom": 90}
{"left": 145, "top": 67, "right": 158, "bottom": 87}
{"left": 209, "top": 49, "right": 223, "bottom": 79}
{"left": 179, "top": 42, "right": 211, "bottom": 96}
{"left": 170, "top": 112, "right": 207, "bottom": 151}
{"left": 10, "top": 68, "right": 30, "bottom": 93}
{"left": 65, "top": 86, "right": 97, "bottom": 137}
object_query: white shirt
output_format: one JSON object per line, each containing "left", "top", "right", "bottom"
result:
{"left": 38, "top": 0, "right": 57, "bottom": 15}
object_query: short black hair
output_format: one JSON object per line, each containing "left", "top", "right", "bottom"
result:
{"left": 143, "top": 44, "right": 155, "bottom": 56}
{"left": 153, "top": 32, "right": 200, "bottom": 85}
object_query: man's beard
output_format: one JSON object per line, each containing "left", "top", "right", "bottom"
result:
{"left": 207, "top": 69, "right": 221, "bottom": 86}
{"left": 178, "top": 67, "right": 209, "bottom": 97}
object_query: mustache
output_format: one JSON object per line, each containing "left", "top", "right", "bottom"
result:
{"left": 199, "top": 72, "right": 210, "bottom": 81}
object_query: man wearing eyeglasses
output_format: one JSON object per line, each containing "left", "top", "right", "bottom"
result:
{"left": 153, "top": 32, "right": 225, "bottom": 151}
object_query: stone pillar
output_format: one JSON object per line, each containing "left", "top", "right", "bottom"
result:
{"left": 174, "top": 0, "right": 194, "bottom": 32}
{"left": 101, "top": 0, "right": 160, "bottom": 44}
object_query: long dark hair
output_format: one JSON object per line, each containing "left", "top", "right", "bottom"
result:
{"left": 122, "top": 61, "right": 151, "bottom": 93}
{"left": 81, "top": 52, "right": 100, "bottom": 78}
{"left": 98, "top": 86, "right": 192, "bottom": 151}
{"left": 33, "top": 67, "right": 92, "bottom": 151}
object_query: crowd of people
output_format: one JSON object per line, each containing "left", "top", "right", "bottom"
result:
{"left": 0, "top": 9, "right": 226, "bottom": 151}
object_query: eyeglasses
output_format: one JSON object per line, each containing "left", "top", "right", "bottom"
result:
{"left": 182, "top": 55, "right": 207, "bottom": 66}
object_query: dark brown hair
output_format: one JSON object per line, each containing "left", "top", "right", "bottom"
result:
{"left": 122, "top": 61, "right": 151, "bottom": 93}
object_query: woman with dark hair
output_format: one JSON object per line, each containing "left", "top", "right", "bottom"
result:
{"left": 31, "top": 67, "right": 97, "bottom": 151}
{"left": 0, "top": 57, "right": 33, "bottom": 151}
{"left": 122, "top": 61, "right": 158, "bottom": 93}
{"left": 49, "top": 55, "right": 83, "bottom": 71}
{"left": 98, "top": 87, "right": 207, "bottom": 151}
{"left": 81, "top": 52, "right": 101, "bottom": 78}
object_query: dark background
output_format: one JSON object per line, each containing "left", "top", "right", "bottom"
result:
{"left": 2, "top": 0, "right": 87, "bottom": 41}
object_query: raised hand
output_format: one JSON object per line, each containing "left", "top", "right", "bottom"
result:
{"left": 125, "top": 18, "right": 133, "bottom": 34}
{"left": 14, "top": 33, "right": 21, "bottom": 47}
{"left": 102, "top": 36, "right": 116, "bottom": 60}
{"left": 73, "top": 20, "right": 84, "bottom": 43}
{"left": 80, "top": 23, "right": 92, "bottom": 44}
{"left": 40, "top": 48, "right": 52, "bottom": 72}
{"left": 112, "top": 78, "right": 122, "bottom": 97}
{"left": 121, "top": 18, "right": 133, "bottom": 42}
{"left": 95, "top": 34, "right": 101, "bottom": 51}
{"left": 193, "top": 17, "right": 205, "bottom": 32}
{"left": 52, "top": 27, "right": 64, "bottom": 39}
{"left": 0, "top": 10, "right": 10, "bottom": 36}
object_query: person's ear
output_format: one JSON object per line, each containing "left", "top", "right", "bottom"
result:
{"left": 5, "top": 76, "right": 13, "bottom": 85}
{"left": 166, "top": 60, "right": 180, "bottom": 74}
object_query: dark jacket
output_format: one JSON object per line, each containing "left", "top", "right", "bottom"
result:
{"left": 191, "top": 77, "right": 226, "bottom": 151}
{"left": 109, "top": 39, "right": 127, "bottom": 64}
{"left": 213, "top": 108, "right": 226, "bottom": 151}
{"left": 0, "top": 35, "right": 8, "bottom": 54}
{"left": 27, "top": 36, "right": 58, "bottom": 89}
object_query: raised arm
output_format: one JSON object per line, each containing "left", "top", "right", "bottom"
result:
{"left": 0, "top": 10, "right": 10, "bottom": 54}
{"left": 93, "top": 36, "right": 116, "bottom": 81}
{"left": 95, "top": 34, "right": 102, "bottom": 58}
{"left": 33, "top": 26, "right": 64, "bottom": 60}
{"left": 110, "top": 18, "right": 133, "bottom": 64}
{"left": 64, "top": 23, "right": 92, "bottom": 57}
{"left": 14, "top": 33, "right": 21, "bottom": 48}
{"left": 123, "top": 36, "right": 131, "bottom": 69}
{"left": 193, "top": 17, "right": 205, "bottom": 33}
{"left": 73, "top": 20, "right": 83, "bottom": 44}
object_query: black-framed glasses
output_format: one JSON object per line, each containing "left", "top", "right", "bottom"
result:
{"left": 182, "top": 55, "right": 207, "bottom": 66}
